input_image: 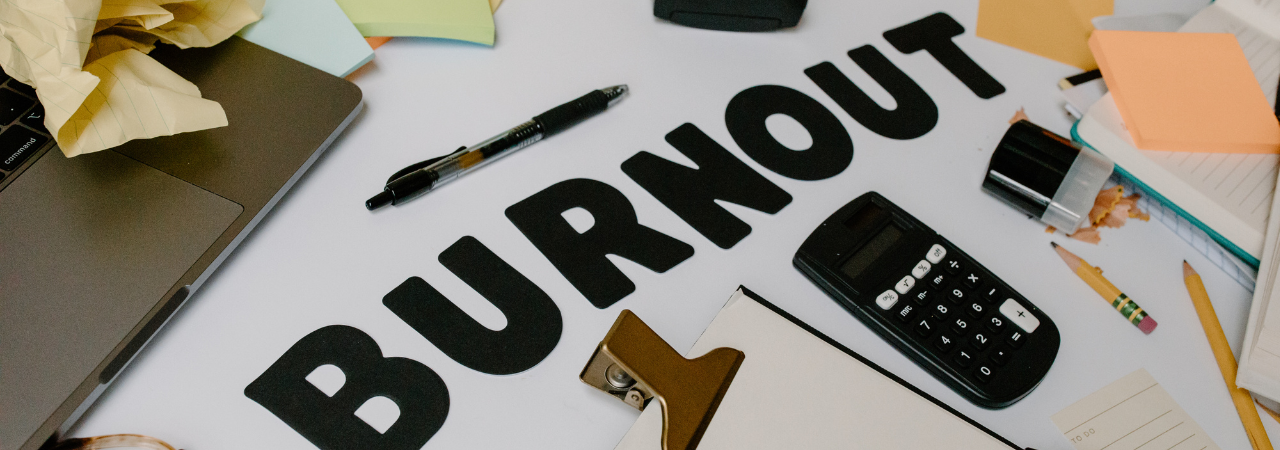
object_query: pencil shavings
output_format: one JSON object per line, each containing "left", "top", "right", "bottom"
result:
{"left": 1009, "top": 108, "right": 1030, "bottom": 124}
{"left": 1051, "top": 186, "right": 1149, "bottom": 244}
{"left": 1088, "top": 185, "right": 1124, "bottom": 225}
{"left": 1067, "top": 226, "right": 1102, "bottom": 244}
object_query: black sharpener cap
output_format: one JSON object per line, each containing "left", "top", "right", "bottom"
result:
{"left": 983, "top": 120, "right": 1081, "bottom": 218}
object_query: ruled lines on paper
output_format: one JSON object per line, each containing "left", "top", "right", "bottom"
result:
{"left": 1051, "top": 369, "right": 1220, "bottom": 450}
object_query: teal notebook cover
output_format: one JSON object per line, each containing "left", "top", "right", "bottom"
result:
{"left": 1071, "top": 120, "right": 1262, "bottom": 271}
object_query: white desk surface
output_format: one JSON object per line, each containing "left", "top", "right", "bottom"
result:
{"left": 73, "top": 0, "right": 1273, "bottom": 449}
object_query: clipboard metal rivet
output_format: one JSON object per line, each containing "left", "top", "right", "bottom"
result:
{"left": 580, "top": 310, "right": 745, "bottom": 450}
{"left": 606, "top": 364, "right": 635, "bottom": 389}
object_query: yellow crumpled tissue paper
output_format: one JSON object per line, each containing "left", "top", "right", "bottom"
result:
{"left": 0, "top": 0, "right": 263, "bottom": 157}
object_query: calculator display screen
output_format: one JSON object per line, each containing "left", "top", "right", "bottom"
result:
{"left": 840, "top": 224, "right": 903, "bottom": 279}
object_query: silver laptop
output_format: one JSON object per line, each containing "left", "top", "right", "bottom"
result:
{"left": 0, "top": 37, "right": 363, "bottom": 450}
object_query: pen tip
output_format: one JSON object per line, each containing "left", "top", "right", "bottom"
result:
{"left": 603, "top": 85, "right": 628, "bottom": 106}
{"left": 366, "top": 191, "right": 394, "bottom": 211}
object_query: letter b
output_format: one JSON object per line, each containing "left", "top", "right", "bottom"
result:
{"left": 245, "top": 325, "right": 450, "bottom": 450}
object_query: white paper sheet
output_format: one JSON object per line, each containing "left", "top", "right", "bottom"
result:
{"left": 614, "top": 289, "right": 1013, "bottom": 450}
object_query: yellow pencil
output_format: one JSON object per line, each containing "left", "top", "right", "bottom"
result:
{"left": 1051, "top": 243, "right": 1158, "bottom": 334}
{"left": 1184, "top": 261, "right": 1274, "bottom": 450}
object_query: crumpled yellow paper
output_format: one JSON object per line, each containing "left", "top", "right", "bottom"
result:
{"left": 0, "top": 0, "right": 262, "bottom": 157}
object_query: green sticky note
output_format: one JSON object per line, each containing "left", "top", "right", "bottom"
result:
{"left": 333, "top": 0, "right": 495, "bottom": 46}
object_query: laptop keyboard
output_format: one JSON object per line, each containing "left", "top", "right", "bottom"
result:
{"left": 0, "top": 69, "right": 52, "bottom": 183}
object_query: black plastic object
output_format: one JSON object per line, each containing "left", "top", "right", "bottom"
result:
{"left": 983, "top": 120, "right": 1080, "bottom": 219}
{"left": 534, "top": 89, "right": 612, "bottom": 135}
{"left": 794, "top": 191, "right": 1060, "bottom": 408}
{"left": 654, "top": 0, "right": 807, "bottom": 31}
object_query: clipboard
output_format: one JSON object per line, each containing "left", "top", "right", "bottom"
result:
{"left": 580, "top": 287, "right": 1028, "bottom": 450}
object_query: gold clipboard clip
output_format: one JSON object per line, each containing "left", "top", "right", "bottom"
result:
{"left": 580, "top": 310, "right": 745, "bottom": 450}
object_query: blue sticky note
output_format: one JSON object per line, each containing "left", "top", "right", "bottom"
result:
{"left": 238, "top": 0, "right": 375, "bottom": 77}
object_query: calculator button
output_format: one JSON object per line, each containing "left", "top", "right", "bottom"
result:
{"left": 943, "top": 258, "right": 962, "bottom": 274}
{"left": 894, "top": 275, "right": 915, "bottom": 294}
{"left": 986, "top": 316, "right": 1006, "bottom": 333}
{"left": 934, "top": 334, "right": 957, "bottom": 352}
{"left": 929, "top": 274, "right": 948, "bottom": 289}
{"left": 999, "top": 299, "right": 1041, "bottom": 333}
{"left": 962, "top": 272, "right": 982, "bottom": 289}
{"left": 966, "top": 302, "right": 985, "bottom": 318}
{"left": 911, "top": 260, "right": 931, "bottom": 279}
{"left": 954, "top": 350, "right": 975, "bottom": 368}
{"left": 989, "top": 346, "right": 1012, "bottom": 366}
{"left": 914, "top": 318, "right": 936, "bottom": 337}
{"left": 946, "top": 287, "right": 965, "bottom": 304}
{"left": 1007, "top": 331, "right": 1026, "bottom": 348}
{"left": 875, "top": 290, "right": 899, "bottom": 310}
{"left": 982, "top": 286, "right": 1001, "bottom": 303}
{"left": 970, "top": 332, "right": 992, "bottom": 350}
{"left": 931, "top": 303, "right": 950, "bottom": 320}
{"left": 950, "top": 317, "right": 970, "bottom": 335}
{"left": 912, "top": 289, "right": 934, "bottom": 305}
{"left": 926, "top": 244, "right": 946, "bottom": 264}
{"left": 974, "top": 365, "right": 994, "bottom": 383}
{"left": 895, "top": 304, "right": 916, "bottom": 322}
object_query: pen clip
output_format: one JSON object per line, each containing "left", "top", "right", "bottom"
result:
{"left": 386, "top": 146, "right": 468, "bottom": 185}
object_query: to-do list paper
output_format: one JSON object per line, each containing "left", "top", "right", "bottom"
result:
{"left": 1051, "top": 369, "right": 1220, "bottom": 450}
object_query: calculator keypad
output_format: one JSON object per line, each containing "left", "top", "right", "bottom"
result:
{"left": 872, "top": 242, "right": 1039, "bottom": 387}
{"left": 794, "top": 191, "right": 1058, "bottom": 408}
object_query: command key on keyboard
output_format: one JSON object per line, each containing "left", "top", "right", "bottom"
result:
{"left": 0, "top": 126, "right": 48, "bottom": 171}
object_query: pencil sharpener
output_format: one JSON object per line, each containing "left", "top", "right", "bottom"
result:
{"left": 983, "top": 120, "right": 1114, "bottom": 234}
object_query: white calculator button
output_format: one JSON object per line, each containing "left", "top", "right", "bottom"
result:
{"left": 911, "top": 260, "right": 931, "bottom": 279}
{"left": 926, "top": 244, "right": 946, "bottom": 264}
{"left": 999, "top": 299, "right": 1040, "bottom": 333}
{"left": 876, "top": 290, "right": 899, "bottom": 310}
{"left": 894, "top": 276, "right": 915, "bottom": 294}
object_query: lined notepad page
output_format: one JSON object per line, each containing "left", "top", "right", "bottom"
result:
{"left": 1132, "top": 0, "right": 1280, "bottom": 236}
{"left": 1051, "top": 369, "right": 1220, "bottom": 450}
{"left": 1141, "top": 150, "right": 1276, "bottom": 234}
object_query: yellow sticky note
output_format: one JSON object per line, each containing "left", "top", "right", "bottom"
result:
{"left": 977, "top": 0, "right": 1113, "bottom": 70}
{"left": 1090, "top": 30, "right": 1280, "bottom": 154}
{"left": 334, "top": 0, "right": 495, "bottom": 46}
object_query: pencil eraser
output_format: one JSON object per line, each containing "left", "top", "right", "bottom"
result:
{"left": 1137, "top": 316, "right": 1157, "bottom": 335}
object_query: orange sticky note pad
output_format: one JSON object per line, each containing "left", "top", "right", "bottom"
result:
{"left": 1089, "top": 30, "right": 1280, "bottom": 154}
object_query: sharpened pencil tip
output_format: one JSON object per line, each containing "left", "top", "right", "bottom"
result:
{"left": 1050, "top": 242, "right": 1059, "bottom": 248}
{"left": 1183, "top": 260, "right": 1197, "bottom": 278}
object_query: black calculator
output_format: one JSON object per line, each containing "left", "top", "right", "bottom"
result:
{"left": 793, "top": 192, "right": 1059, "bottom": 408}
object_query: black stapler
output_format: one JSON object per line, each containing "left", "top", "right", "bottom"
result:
{"left": 654, "top": 0, "right": 808, "bottom": 31}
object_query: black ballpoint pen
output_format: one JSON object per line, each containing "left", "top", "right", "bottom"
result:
{"left": 366, "top": 85, "right": 629, "bottom": 210}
